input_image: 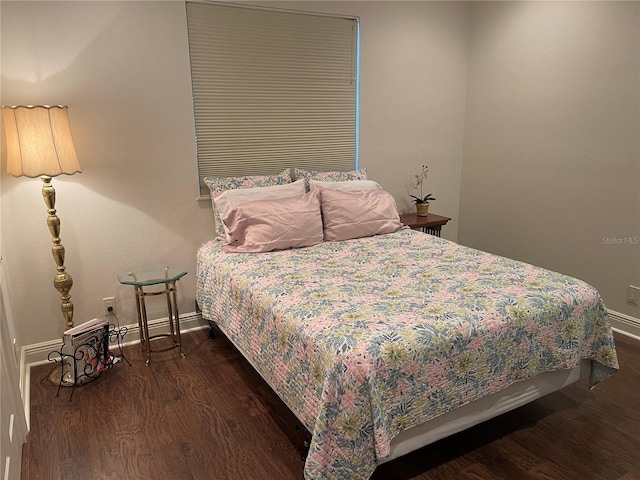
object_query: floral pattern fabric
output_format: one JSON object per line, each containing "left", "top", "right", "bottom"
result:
{"left": 204, "top": 170, "right": 292, "bottom": 236}
{"left": 293, "top": 168, "right": 367, "bottom": 183}
{"left": 196, "top": 229, "right": 618, "bottom": 480}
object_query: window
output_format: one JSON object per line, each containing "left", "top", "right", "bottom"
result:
{"left": 186, "top": 1, "right": 359, "bottom": 195}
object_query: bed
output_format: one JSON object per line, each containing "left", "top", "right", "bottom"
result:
{"left": 196, "top": 171, "right": 619, "bottom": 480}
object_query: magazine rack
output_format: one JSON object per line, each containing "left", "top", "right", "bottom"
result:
{"left": 48, "top": 324, "right": 130, "bottom": 400}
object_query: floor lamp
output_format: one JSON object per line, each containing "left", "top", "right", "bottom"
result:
{"left": 2, "top": 105, "right": 81, "bottom": 334}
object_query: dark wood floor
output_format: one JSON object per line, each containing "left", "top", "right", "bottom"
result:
{"left": 23, "top": 330, "right": 639, "bottom": 480}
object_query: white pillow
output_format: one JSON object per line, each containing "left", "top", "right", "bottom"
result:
{"left": 214, "top": 179, "right": 307, "bottom": 241}
{"left": 308, "top": 179, "right": 382, "bottom": 191}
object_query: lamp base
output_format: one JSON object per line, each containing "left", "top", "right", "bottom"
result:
{"left": 41, "top": 175, "right": 75, "bottom": 331}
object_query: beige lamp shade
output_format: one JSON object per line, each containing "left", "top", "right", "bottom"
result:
{"left": 2, "top": 105, "right": 81, "bottom": 178}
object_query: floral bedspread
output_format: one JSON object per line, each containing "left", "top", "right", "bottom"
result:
{"left": 196, "top": 229, "right": 618, "bottom": 480}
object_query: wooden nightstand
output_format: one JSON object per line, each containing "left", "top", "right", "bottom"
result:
{"left": 400, "top": 213, "right": 451, "bottom": 237}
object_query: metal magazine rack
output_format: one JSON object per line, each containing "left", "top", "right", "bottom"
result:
{"left": 47, "top": 323, "right": 130, "bottom": 400}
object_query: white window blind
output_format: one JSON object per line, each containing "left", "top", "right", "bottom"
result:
{"left": 186, "top": 1, "right": 359, "bottom": 195}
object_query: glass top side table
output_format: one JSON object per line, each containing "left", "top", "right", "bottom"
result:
{"left": 117, "top": 264, "right": 187, "bottom": 286}
{"left": 117, "top": 264, "right": 188, "bottom": 365}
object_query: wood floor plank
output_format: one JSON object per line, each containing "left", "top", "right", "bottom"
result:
{"left": 23, "top": 330, "right": 640, "bottom": 480}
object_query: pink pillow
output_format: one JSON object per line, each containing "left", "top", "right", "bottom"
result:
{"left": 221, "top": 189, "right": 323, "bottom": 253}
{"left": 319, "top": 187, "right": 403, "bottom": 242}
{"left": 214, "top": 180, "right": 306, "bottom": 242}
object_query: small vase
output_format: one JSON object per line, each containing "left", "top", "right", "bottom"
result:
{"left": 416, "top": 203, "right": 430, "bottom": 216}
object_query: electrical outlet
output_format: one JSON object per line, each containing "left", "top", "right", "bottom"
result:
{"left": 103, "top": 297, "right": 116, "bottom": 316}
{"left": 627, "top": 285, "right": 640, "bottom": 305}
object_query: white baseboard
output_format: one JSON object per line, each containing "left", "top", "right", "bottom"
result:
{"left": 608, "top": 310, "right": 640, "bottom": 341}
{"left": 21, "top": 310, "right": 208, "bottom": 368}
{"left": 20, "top": 311, "right": 209, "bottom": 429}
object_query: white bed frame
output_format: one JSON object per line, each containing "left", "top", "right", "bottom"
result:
{"left": 212, "top": 319, "right": 590, "bottom": 466}
{"left": 385, "top": 358, "right": 589, "bottom": 462}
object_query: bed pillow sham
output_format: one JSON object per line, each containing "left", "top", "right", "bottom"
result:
{"left": 221, "top": 189, "right": 323, "bottom": 253}
{"left": 214, "top": 180, "right": 307, "bottom": 242}
{"left": 204, "top": 169, "right": 292, "bottom": 236}
{"left": 308, "top": 179, "right": 382, "bottom": 192}
{"left": 319, "top": 187, "right": 403, "bottom": 242}
{"left": 294, "top": 168, "right": 367, "bottom": 182}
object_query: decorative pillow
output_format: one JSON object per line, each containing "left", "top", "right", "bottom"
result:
{"left": 221, "top": 189, "right": 323, "bottom": 253}
{"left": 318, "top": 187, "right": 403, "bottom": 242}
{"left": 294, "top": 168, "right": 367, "bottom": 182}
{"left": 204, "top": 169, "right": 292, "bottom": 236}
{"left": 308, "top": 179, "right": 382, "bottom": 191}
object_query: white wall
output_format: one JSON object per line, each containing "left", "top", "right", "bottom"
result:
{"left": 1, "top": 1, "right": 213, "bottom": 347}
{"left": 2, "top": 1, "right": 637, "bottom": 351}
{"left": 335, "top": 1, "right": 469, "bottom": 227}
{"left": 460, "top": 1, "right": 640, "bottom": 318}
{"left": 1, "top": 1, "right": 469, "bottom": 349}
